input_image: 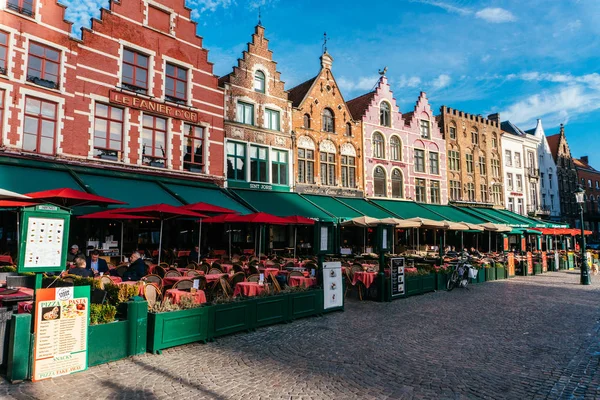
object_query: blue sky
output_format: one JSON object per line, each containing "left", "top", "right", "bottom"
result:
{"left": 62, "top": 0, "right": 600, "bottom": 165}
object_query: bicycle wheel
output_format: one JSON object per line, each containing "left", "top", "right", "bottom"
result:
{"left": 447, "top": 271, "right": 458, "bottom": 291}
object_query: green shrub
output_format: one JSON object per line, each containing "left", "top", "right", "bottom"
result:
{"left": 90, "top": 304, "right": 117, "bottom": 325}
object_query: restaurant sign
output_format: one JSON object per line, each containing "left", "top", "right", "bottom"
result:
{"left": 296, "top": 184, "right": 363, "bottom": 198}
{"left": 323, "top": 262, "right": 343, "bottom": 310}
{"left": 390, "top": 258, "right": 406, "bottom": 299}
{"left": 109, "top": 90, "right": 200, "bottom": 123}
{"left": 33, "top": 286, "right": 90, "bottom": 382}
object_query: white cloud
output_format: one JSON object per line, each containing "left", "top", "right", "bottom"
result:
{"left": 410, "top": 0, "right": 470, "bottom": 16}
{"left": 61, "top": 0, "right": 109, "bottom": 35}
{"left": 475, "top": 8, "right": 516, "bottom": 23}
{"left": 337, "top": 76, "right": 380, "bottom": 92}
{"left": 395, "top": 75, "right": 422, "bottom": 88}
{"left": 187, "top": 0, "right": 236, "bottom": 13}
{"left": 431, "top": 74, "right": 451, "bottom": 89}
{"left": 248, "top": 0, "right": 278, "bottom": 10}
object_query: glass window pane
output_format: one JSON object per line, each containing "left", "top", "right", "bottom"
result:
{"left": 155, "top": 117, "right": 166, "bottom": 131}
{"left": 41, "top": 102, "right": 55, "bottom": 118}
{"left": 41, "top": 120, "right": 54, "bottom": 138}
{"left": 24, "top": 116, "right": 38, "bottom": 134}
{"left": 124, "top": 50, "right": 134, "bottom": 63}
{"left": 40, "top": 137, "right": 53, "bottom": 154}
{"left": 23, "top": 134, "right": 36, "bottom": 151}
{"left": 166, "top": 64, "right": 175, "bottom": 76}
{"left": 96, "top": 104, "right": 108, "bottom": 118}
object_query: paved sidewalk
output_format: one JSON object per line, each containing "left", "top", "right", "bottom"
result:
{"left": 1, "top": 271, "right": 599, "bottom": 399}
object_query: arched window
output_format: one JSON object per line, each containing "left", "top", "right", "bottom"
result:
{"left": 322, "top": 108, "right": 334, "bottom": 132}
{"left": 390, "top": 136, "right": 401, "bottom": 161}
{"left": 471, "top": 128, "right": 479, "bottom": 145}
{"left": 491, "top": 133, "right": 498, "bottom": 148}
{"left": 374, "top": 166, "right": 386, "bottom": 197}
{"left": 380, "top": 101, "right": 391, "bottom": 127}
{"left": 345, "top": 122, "right": 352, "bottom": 137}
{"left": 373, "top": 132, "right": 384, "bottom": 158}
{"left": 391, "top": 169, "right": 403, "bottom": 198}
{"left": 303, "top": 114, "right": 311, "bottom": 129}
{"left": 254, "top": 70, "right": 265, "bottom": 93}
{"left": 449, "top": 122, "right": 457, "bottom": 139}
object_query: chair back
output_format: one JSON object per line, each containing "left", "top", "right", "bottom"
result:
{"left": 198, "top": 263, "right": 210, "bottom": 274}
{"left": 116, "top": 265, "right": 128, "bottom": 277}
{"left": 100, "top": 275, "right": 113, "bottom": 288}
{"left": 142, "top": 274, "right": 163, "bottom": 288}
{"left": 350, "top": 264, "right": 362, "bottom": 274}
{"left": 218, "top": 277, "right": 233, "bottom": 298}
{"left": 211, "top": 262, "right": 223, "bottom": 272}
{"left": 208, "top": 268, "right": 222, "bottom": 275}
{"left": 304, "top": 262, "right": 318, "bottom": 270}
{"left": 284, "top": 261, "right": 295, "bottom": 269}
{"left": 164, "top": 270, "right": 182, "bottom": 278}
{"left": 230, "top": 272, "right": 246, "bottom": 287}
{"left": 268, "top": 273, "right": 281, "bottom": 294}
{"left": 185, "top": 263, "right": 197, "bottom": 270}
{"left": 159, "top": 262, "right": 169, "bottom": 269}
{"left": 186, "top": 270, "right": 202, "bottom": 277}
{"left": 247, "top": 274, "right": 260, "bottom": 283}
{"left": 154, "top": 265, "right": 167, "bottom": 278}
{"left": 248, "top": 264, "right": 260, "bottom": 275}
{"left": 143, "top": 283, "right": 161, "bottom": 308}
{"left": 172, "top": 279, "right": 194, "bottom": 290}
{"left": 271, "top": 262, "right": 281, "bottom": 270}
{"left": 289, "top": 271, "right": 303, "bottom": 278}
{"left": 232, "top": 263, "right": 245, "bottom": 273}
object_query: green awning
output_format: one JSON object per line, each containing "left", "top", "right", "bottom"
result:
{"left": 78, "top": 173, "right": 182, "bottom": 207}
{"left": 167, "top": 184, "right": 250, "bottom": 214}
{"left": 465, "top": 207, "right": 526, "bottom": 227}
{"left": 232, "top": 190, "right": 335, "bottom": 222}
{"left": 418, "top": 204, "right": 488, "bottom": 225}
{"left": 0, "top": 162, "right": 83, "bottom": 194}
{"left": 494, "top": 209, "right": 548, "bottom": 228}
{"left": 371, "top": 199, "right": 446, "bottom": 220}
{"left": 511, "top": 228, "right": 542, "bottom": 235}
{"left": 301, "top": 195, "right": 362, "bottom": 221}
{"left": 335, "top": 198, "right": 396, "bottom": 219}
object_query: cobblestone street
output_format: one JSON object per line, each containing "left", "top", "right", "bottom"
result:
{"left": 1, "top": 271, "right": 599, "bottom": 400}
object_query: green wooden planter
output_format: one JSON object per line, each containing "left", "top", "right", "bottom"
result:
{"left": 559, "top": 259, "right": 566, "bottom": 270}
{"left": 421, "top": 274, "right": 435, "bottom": 293}
{"left": 435, "top": 273, "right": 449, "bottom": 290}
{"left": 485, "top": 267, "right": 496, "bottom": 281}
{"left": 89, "top": 320, "right": 129, "bottom": 365}
{"left": 289, "top": 289, "right": 324, "bottom": 320}
{"left": 533, "top": 262, "right": 542, "bottom": 275}
{"left": 495, "top": 266, "right": 506, "bottom": 280}
{"left": 147, "top": 307, "right": 209, "bottom": 354}
{"left": 405, "top": 275, "right": 422, "bottom": 296}
{"left": 255, "top": 294, "right": 289, "bottom": 327}
{"left": 208, "top": 300, "right": 256, "bottom": 339}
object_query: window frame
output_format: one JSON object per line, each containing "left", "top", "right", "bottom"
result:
{"left": 322, "top": 108, "right": 335, "bottom": 133}
{"left": 250, "top": 144, "right": 269, "bottom": 183}
{"left": 236, "top": 101, "right": 255, "bottom": 125}
{"left": 303, "top": 114, "right": 311, "bottom": 129}
{"left": 183, "top": 123, "right": 205, "bottom": 173}
{"left": 23, "top": 96, "right": 57, "bottom": 155}
{"left": 471, "top": 129, "right": 479, "bottom": 145}
{"left": 480, "top": 183, "right": 488, "bottom": 203}
{"left": 165, "top": 63, "right": 188, "bottom": 103}
{"left": 430, "top": 180, "right": 441, "bottom": 204}
{"left": 507, "top": 173, "right": 513, "bottom": 191}
{"left": 390, "top": 136, "right": 401, "bottom": 161}
{"left": 373, "top": 132, "right": 385, "bottom": 159}
{"left": 254, "top": 70, "right": 266, "bottom": 93}
{"left": 93, "top": 103, "right": 124, "bottom": 159}
{"left": 465, "top": 153, "right": 474, "bottom": 173}
{"left": 449, "top": 124, "right": 456, "bottom": 140}
{"left": 7, "top": 0, "right": 34, "bottom": 17}
{"left": 320, "top": 151, "right": 336, "bottom": 186}
{"left": 479, "top": 155, "right": 486, "bottom": 176}
{"left": 0, "top": 31, "right": 8, "bottom": 75}
{"left": 420, "top": 120, "right": 430, "bottom": 139}
{"left": 373, "top": 166, "right": 387, "bottom": 197}
{"left": 391, "top": 169, "right": 403, "bottom": 199}
{"left": 297, "top": 148, "right": 315, "bottom": 184}
{"left": 271, "top": 149, "right": 288, "bottom": 185}
{"left": 141, "top": 114, "right": 168, "bottom": 168}
{"left": 414, "top": 149, "right": 425, "bottom": 172}
{"left": 505, "top": 150, "right": 512, "bottom": 167}
{"left": 227, "top": 141, "right": 247, "bottom": 181}
{"left": 122, "top": 48, "right": 149, "bottom": 93}
{"left": 380, "top": 101, "right": 391, "bottom": 127}
{"left": 265, "top": 108, "right": 280, "bottom": 131}
{"left": 450, "top": 180, "right": 461, "bottom": 201}
{"left": 491, "top": 158, "right": 500, "bottom": 177}
{"left": 27, "top": 41, "right": 60, "bottom": 89}
{"left": 448, "top": 150, "right": 460, "bottom": 172}
{"left": 429, "top": 152, "right": 439, "bottom": 175}
{"left": 341, "top": 155, "right": 356, "bottom": 188}
{"left": 415, "top": 178, "right": 427, "bottom": 202}
{"left": 345, "top": 122, "right": 352, "bottom": 137}
{"left": 466, "top": 183, "right": 475, "bottom": 202}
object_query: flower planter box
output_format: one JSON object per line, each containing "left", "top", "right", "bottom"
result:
{"left": 421, "top": 274, "right": 435, "bottom": 293}
{"left": 89, "top": 320, "right": 129, "bottom": 365}
{"left": 207, "top": 300, "right": 256, "bottom": 339}
{"left": 485, "top": 268, "right": 496, "bottom": 281}
{"left": 288, "top": 289, "right": 323, "bottom": 320}
{"left": 147, "top": 307, "right": 209, "bottom": 354}
{"left": 405, "top": 275, "right": 422, "bottom": 296}
{"left": 533, "top": 263, "right": 542, "bottom": 275}
{"left": 255, "top": 294, "right": 289, "bottom": 327}
{"left": 495, "top": 266, "right": 506, "bottom": 280}
{"left": 435, "top": 273, "right": 449, "bottom": 291}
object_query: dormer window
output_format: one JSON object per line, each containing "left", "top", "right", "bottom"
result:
{"left": 27, "top": 42, "right": 60, "bottom": 89}
{"left": 165, "top": 63, "right": 187, "bottom": 103}
{"left": 122, "top": 49, "right": 149, "bottom": 94}
{"left": 380, "top": 101, "right": 391, "bottom": 127}
{"left": 254, "top": 70, "right": 265, "bottom": 93}
{"left": 7, "top": 0, "right": 34, "bottom": 17}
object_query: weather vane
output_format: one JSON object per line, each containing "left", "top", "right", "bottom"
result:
{"left": 378, "top": 66, "right": 388, "bottom": 76}
{"left": 322, "top": 32, "right": 328, "bottom": 54}
{"left": 258, "top": 7, "right": 262, "bottom": 26}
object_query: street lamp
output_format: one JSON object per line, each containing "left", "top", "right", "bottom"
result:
{"left": 574, "top": 185, "right": 591, "bottom": 285}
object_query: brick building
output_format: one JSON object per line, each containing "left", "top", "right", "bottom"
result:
{"left": 288, "top": 50, "right": 362, "bottom": 197}
{"left": 547, "top": 125, "right": 579, "bottom": 227}
{"left": 0, "top": 0, "right": 224, "bottom": 182}
{"left": 437, "top": 108, "right": 504, "bottom": 207}
{"left": 347, "top": 75, "right": 447, "bottom": 204}
{"left": 219, "top": 24, "right": 293, "bottom": 192}
{"left": 574, "top": 156, "right": 600, "bottom": 240}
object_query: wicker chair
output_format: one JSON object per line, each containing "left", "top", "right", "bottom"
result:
{"left": 164, "top": 270, "right": 182, "bottom": 278}
{"left": 115, "top": 264, "right": 129, "bottom": 277}
{"left": 172, "top": 279, "right": 194, "bottom": 290}
{"left": 350, "top": 264, "right": 363, "bottom": 274}
{"left": 284, "top": 261, "right": 295, "bottom": 269}
{"left": 143, "top": 283, "right": 161, "bottom": 308}
{"left": 232, "top": 263, "right": 245, "bottom": 274}
{"left": 142, "top": 274, "right": 163, "bottom": 289}
{"left": 229, "top": 272, "right": 246, "bottom": 288}
{"left": 343, "top": 268, "right": 354, "bottom": 298}
{"left": 271, "top": 262, "right": 281, "bottom": 270}
{"left": 159, "top": 262, "right": 170, "bottom": 269}
{"left": 208, "top": 268, "right": 222, "bottom": 275}
{"left": 267, "top": 273, "right": 281, "bottom": 294}
{"left": 247, "top": 274, "right": 260, "bottom": 283}
{"left": 211, "top": 262, "right": 223, "bottom": 272}
{"left": 304, "top": 262, "right": 318, "bottom": 271}
{"left": 186, "top": 270, "right": 202, "bottom": 277}
{"left": 185, "top": 263, "right": 197, "bottom": 270}
{"left": 99, "top": 275, "right": 113, "bottom": 288}
{"left": 218, "top": 277, "right": 233, "bottom": 298}
{"left": 248, "top": 264, "right": 260, "bottom": 276}
{"left": 198, "top": 263, "right": 210, "bottom": 274}
{"left": 154, "top": 265, "right": 167, "bottom": 278}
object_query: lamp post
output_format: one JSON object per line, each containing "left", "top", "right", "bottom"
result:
{"left": 574, "top": 186, "right": 591, "bottom": 285}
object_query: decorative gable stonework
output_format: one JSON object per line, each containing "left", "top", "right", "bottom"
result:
{"left": 548, "top": 125, "right": 579, "bottom": 224}
{"left": 290, "top": 52, "right": 363, "bottom": 197}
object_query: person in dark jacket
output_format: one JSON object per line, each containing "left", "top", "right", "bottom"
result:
{"left": 123, "top": 251, "right": 146, "bottom": 281}
{"left": 68, "top": 258, "right": 95, "bottom": 278}
{"left": 86, "top": 250, "right": 109, "bottom": 275}
{"left": 66, "top": 244, "right": 85, "bottom": 263}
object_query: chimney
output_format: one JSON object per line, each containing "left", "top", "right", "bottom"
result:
{"left": 581, "top": 156, "right": 589, "bottom": 165}
{"left": 487, "top": 113, "right": 500, "bottom": 123}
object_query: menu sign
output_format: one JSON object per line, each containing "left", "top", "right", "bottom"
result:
{"left": 542, "top": 252, "right": 548, "bottom": 272}
{"left": 24, "top": 217, "right": 64, "bottom": 268}
{"left": 322, "top": 262, "right": 343, "bottom": 310}
{"left": 390, "top": 258, "right": 405, "bottom": 298}
{"left": 503, "top": 237, "right": 509, "bottom": 252}
{"left": 507, "top": 252, "right": 515, "bottom": 276}
{"left": 320, "top": 226, "right": 329, "bottom": 252}
{"left": 526, "top": 252, "right": 533, "bottom": 275}
{"left": 33, "top": 287, "right": 89, "bottom": 382}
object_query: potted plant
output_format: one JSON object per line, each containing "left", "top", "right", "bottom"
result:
{"left": 404, "top": 267, "right": 421, "bottom": 296}
{"left": 483, "top": 262, "right": 496, "bottom": 281}
{"left": 435, "top": 265, "right": 451, "bottom": 290}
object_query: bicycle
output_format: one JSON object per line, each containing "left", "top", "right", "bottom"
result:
{"left": 446, "top": 254, "right": 476, "bottom": 291}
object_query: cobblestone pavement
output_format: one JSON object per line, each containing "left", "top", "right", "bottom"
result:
{"left": 1, "top": 271, "right": 599, "bottom": 400}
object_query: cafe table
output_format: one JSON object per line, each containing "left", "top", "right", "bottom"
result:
{"left": 220, "top": 264, "right": 234, "bottom": 273}
{"left": 177, "top": 250, "right": 191, "bottom": 257}
{"left": 352, "top": 271, "right": 378, "bottom": 289}
{"left": 0, "top": 255, "right": 13, "bottom": 265}
{"left": 288, "top": 276, "right": 317, "bottom": 288}
{"left": 233, "top": 282, "right": 266, "bottom": 298}
{"left": 163, "top": 276, "right": 196, "bottom": 287}
{"left": 0, "top": 287, "right": 34, "bottom": 307}
{"left": 165, "top": 289, "right": 206, "bottom": 305}
{"left": 205, "top": 273, "right": 228, "bottom": 284}
{"left": 259, "top": 267, "right": 280, "bottom": 277}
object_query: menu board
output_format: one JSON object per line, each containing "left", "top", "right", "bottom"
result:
{"left": 526, "top": 252, "right": 533, "bottom": 274}
{"left": 33, "top": 287, "right": 89, "bottom": 382}
{"left": 507, "top": 252, "right": 515, "bottom": 276}
{"left": 320, "top": 226, "right": 329, "bottom": 252}
{"left": 542, "top": 252, "right": 548, "bottom": 272}
{"left": 24, "top": 217, "right": 65, "bottom": 268}
{"left": 322, "top": 262, "right": 343, "bottom": 310}
{"left": 390, "top": 258, "right": 405, "bottom": 298}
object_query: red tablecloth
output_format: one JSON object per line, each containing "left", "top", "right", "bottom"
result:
{"left": 0, "top": 287, "right": 34, "bottom": 305}
{"left": 165, "top": 289, "right": 206, "bottom": 305}
{"left": 220, "top": 264, "right": 233, "bottom": 273}
{"left": 278, "top": 270, "right": 310, "bottom": 278}
{"left": 205, "top": 273, "right": 228, "bottom": 283}
{"left": 203, "top": 258, "right": 220, "bottom": 265}
{"left": 259, "top": 267, "right": 280, "bottom": 277}
{"left": 119, "top": 281, "right": 145, "bottom": 295}
{"left": 177, "top": 251, "right": 191, "bottom": 257}
{"left": 288, "top": 276, "right": 317, "bottom": 288}
{"left": 352, "top": 271, "right": 377, "bottom": 289}
{"left": 18, "top": 301, "right": 33, "bottom": 313}
{"left": 163, "top": 276, "right": 192, "bottom": 287}
{"left": 0, "top": 255, "right": 13, "bottom": 264}
{"left": 233, "top": 282, "right": 266, "bottom": 297}
{"left": 108, "top": 276, "right": 122, "bottom": 284}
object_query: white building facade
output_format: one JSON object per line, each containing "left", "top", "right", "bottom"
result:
{"left": 528, "top": 119, "right": 560, "bottom": 220}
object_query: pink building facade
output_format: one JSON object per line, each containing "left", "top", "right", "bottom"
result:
{"left": 347, "top": 76, "right": 448, "bottom": 204}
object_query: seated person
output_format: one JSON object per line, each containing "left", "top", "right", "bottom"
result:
{"left": 123, "top": 251, "right": 146, "bottom": 281}
{"left": 189, "top": 246, "right": 200, "bottom": 264}
{"left": 68, "top": 258, "right": 95, "bottom": 278}
{"left": 87, "top": 250, "right": 109, "bottom": 275}
{"left": 66, "top": 244, "right": 85, "bottom": 263}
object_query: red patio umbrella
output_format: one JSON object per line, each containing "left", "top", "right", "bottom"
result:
{"left": 117, "top": 204, "right": 207, "bottom": 263}
{"left": 285, "top": 216, "right": 316, "bottom": 260}
{"left": 202, "top": 213, "right": 240, "bottom": 224}
{"left": 181, "top": 202, "right": 237, "bottom": 215}
{"left": 0, "top": 200, "right": 38, "bottom": 207}
{"left": 79, "top": 210, "right": 158, "bottom": 261}
{"left": 25, "top": 188, "right": 126, "bottom": 208}
{"left": 228, "top": 212, "right": 289, "bottom": 256}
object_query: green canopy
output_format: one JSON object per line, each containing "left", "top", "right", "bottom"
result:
{"left": 511, "top": 228, "right": 542, "bottom": 235}
{"left": 465, "top": 207, "right": 526, "bottom": 227}
{"left": 233, "top": 190, "right": 335, "bottom": 222}
{"left": 418, "top": 204, "right": 488, "bottom": 225}
{"left": 168, "top": 184, "right": 250, "bottom": 214}
{"left": 494, "top": 208, "right": 548, "bottom": 228}
{"left": 0, "top": 161, "right": 84, "bottom": 194}
{"left": 335, "top": 198, "right": 396, "bottom": 219}
{"left": 371, "top": 199, "right": 446, "bottom": 220}
{"left": 301, "top": 195, "right": 362, "bottom": 221}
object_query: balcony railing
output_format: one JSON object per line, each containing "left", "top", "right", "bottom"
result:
{"left": 527, "top": 167, "right": 539, "bottom": 179}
